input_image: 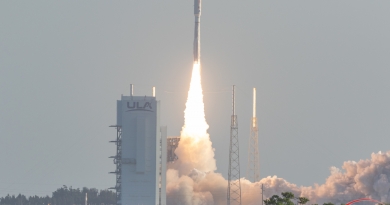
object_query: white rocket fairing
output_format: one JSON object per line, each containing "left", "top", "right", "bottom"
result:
{"left": 194, "top": 0, "right": 201, "bottom": 64}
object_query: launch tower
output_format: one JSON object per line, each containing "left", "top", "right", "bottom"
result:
{"left": 167, "top": 137, "right": 180, "bottom": 163}
{"left": 227, "top": 85, "right": 242, "bottom": 205}
{"left": 110, "top": 85, "right": 166, "bottom": 205}
{"left": 247, "top": 88, "right": 260, "bottom": 182}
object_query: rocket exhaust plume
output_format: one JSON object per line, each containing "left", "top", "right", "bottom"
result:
{"left": 173, "top": 63, "right": 217, "bottom": 175}
{"left": 166, "top": 63, "right": 226, "bottom": 204}
{"left": 181, "top": 64, "right": 208, "bottom": 139}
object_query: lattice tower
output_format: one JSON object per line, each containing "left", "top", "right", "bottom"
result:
{"left": 247, "top": 88, "right": 260, "bottom": 182}
{"left": 109, "top": 125, "right": 122, "bottom": 204}
{"left": 227, "top": 85, "right": 242, "bottom": 205}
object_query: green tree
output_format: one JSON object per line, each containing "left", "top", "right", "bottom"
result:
{"left": 323, "top": 203, "right": 335, "bottom": 205}
{"left": 281, "top": 192, "right": 295, "bottom": 200}
{"left": 281, "top": 192, "right": 295, "bottom": 205}
{"left": 264, "top": 192, "right": 297, "bottom": 205}
{"left": 297, "top": 197, "right": 309, "bottom": 205}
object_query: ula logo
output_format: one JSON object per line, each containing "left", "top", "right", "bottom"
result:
{"left": 127, "top": 102, "right": 153, "bottom": 112}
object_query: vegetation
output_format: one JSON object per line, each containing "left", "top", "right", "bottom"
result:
{"left": 0, "top": 185, "right": 115, "bottom": 205}
{"left": 297, "top": 197, "right": 310, "bottom": 205}
{"left": 323, "top": 203, "right": 335, "bottom": 205}
{"left": 264, "top": 192, "right": 309, "bottom": 205}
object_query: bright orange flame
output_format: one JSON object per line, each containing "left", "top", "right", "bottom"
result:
{"left": 181, "top": 63, "right": 209, "bottom": 138}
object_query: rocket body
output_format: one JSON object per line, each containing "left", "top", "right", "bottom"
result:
{"left": 193, "top": 0, "right": 201, "bottom": 64}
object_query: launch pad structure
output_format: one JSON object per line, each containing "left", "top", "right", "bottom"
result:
{"left": 247, "top": 88, "right": 260, "bottom": 183}
{"left": 109, "top": 85, "right": 167, "bottom": 205}
{"left": 108, "top": 124, "right": 122, "bottom": 201}
{"left": 228, "top": 85, "right": 242, "bottom": 205}
{"left": 167, "top": 137, "right": 180, "bottom": 162}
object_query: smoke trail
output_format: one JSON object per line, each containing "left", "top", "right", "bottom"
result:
{"left": 166, "top": 64, "right": 390, "bottom": 205}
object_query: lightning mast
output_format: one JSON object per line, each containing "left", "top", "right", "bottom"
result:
{"left": 228, "top": 85, "right": 242, "bottom": 205}
{"left": 247, "top": 88, "right": 260, "bottom": 182}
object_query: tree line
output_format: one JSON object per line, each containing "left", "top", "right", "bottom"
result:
{"left": 0, "top": 185, "right": 115, "bottom": 205}
{"left": 264, "top": 192, "right": 342, "bottom": 205}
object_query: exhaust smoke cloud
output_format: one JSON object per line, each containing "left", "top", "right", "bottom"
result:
{"left": 166, "top": 64, "right": 390, "bottom": 205}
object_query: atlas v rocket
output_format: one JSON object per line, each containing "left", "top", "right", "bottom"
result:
{"left": 193, "top": 0, "right": 201, "bottom": 64}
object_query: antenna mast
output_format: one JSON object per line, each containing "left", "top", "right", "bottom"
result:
{"left": 247, "top": 87, "right": 260, "bottom": 182}
{"left": 227, "top": 85, "right": 242, "bottom": 205}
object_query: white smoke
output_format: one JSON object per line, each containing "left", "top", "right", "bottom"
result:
{"left": 166, "top": 64, "right": 390, "bottom": 205}
{"left": 374, "top": 174, "right": 390, "bottom": 202}
{"left": 168, "top": 147, "right": 390, "bottom": 205}
{"left": 303, "top": 151, "right": 390, "bottom": 204}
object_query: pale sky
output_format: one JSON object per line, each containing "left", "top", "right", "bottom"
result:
{"left": 1, "top": 1, "right": 390, "bottom": 196}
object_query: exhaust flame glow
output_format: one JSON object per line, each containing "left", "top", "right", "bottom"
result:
{"left": 167, "top": 63, "right": 220, "bottom": 204}
{"left": 171, "top": 63, "right": 216, "bottom": 176}
{"left": 181, "top": 63, "right": 209, "bottom": 138}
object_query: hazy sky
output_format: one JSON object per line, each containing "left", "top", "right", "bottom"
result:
{"left": 1, "top": 1, "right": 390, "bottom": 196}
